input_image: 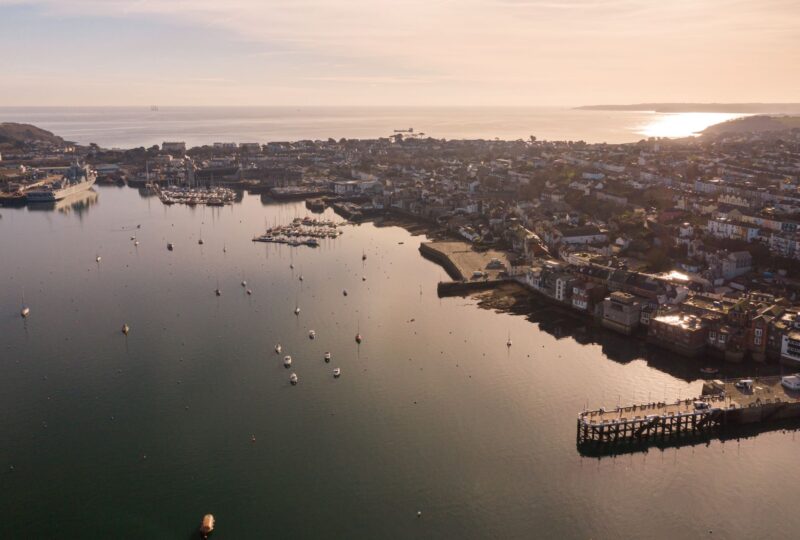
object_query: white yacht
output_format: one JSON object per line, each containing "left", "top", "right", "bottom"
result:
{"left": 333, "top": 368, "right": 341, "bottom": 378}
{"left": 283, "top": 355, "right": 292, "bottom": 368}
{"left": 289, "top": 372, "right": 298, "bottom": 385}
{"left": 324, "top": 352, "right": 331, "bottom": 363}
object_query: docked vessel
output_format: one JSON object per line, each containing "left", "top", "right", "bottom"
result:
{"left": 26, "top": 164, "right": 97, "bottom": 203}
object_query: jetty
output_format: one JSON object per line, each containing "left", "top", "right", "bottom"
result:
{"left": 577, "top": 375, "right": 800, "bottom": 456}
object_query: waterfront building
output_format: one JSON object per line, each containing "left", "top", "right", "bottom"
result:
{"left": 601, "top": 292, "right": 641, "bottom": 335}
{"left": 648, "top": 312, "right": 708, "bottom": 357}
{"left": 781, "top": 331, "right": 800, "bottom": 367}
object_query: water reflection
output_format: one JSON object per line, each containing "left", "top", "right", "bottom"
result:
{"left": 27, "top": 188, "right": 99, "bottom": 217}
{"left": 522, "top": 303, "right": 783, "bottom": 382}
{"left": 637, "top": 112, "right": 748, "bottom": 138}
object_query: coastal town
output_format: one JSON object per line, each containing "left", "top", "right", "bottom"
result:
{"left": 3, "top": 120, "right": 800, "bottom": 369}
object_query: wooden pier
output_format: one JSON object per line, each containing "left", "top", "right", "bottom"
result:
{"left": 577, "top": 376, "right": 800, "bottom": 455}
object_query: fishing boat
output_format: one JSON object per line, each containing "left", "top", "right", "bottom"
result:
{"left": 284, "top": 355, "right": 292, "bottom": 368}
{"left": 289, "top": 373, "right": 298, "bottom": 385}
{"left": 324, "top": 352, "right": 331, "bottom": 362}
{"left": 333, "top": 368, "right": 341, "bottom": 378}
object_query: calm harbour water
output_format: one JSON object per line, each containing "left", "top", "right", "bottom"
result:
{"left": 2, "top": 186, "right": 800, "bottom": 539}
{"left": 0, "top": 107, "right": 746, "bottom": 148}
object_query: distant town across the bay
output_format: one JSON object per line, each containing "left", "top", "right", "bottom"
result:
{"left": 3, "top": 116, "right": 800, "bottom": 370}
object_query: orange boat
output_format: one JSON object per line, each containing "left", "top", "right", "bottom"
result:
{"left": 199, "top": 514, "right": 215, "bottom": 538}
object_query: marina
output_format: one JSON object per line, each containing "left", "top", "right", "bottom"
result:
{"left": 155, "top": 185, "right": 236, "bottom": 206}
{"left": 252, "top": 216, "right": 344, "bottom": 246}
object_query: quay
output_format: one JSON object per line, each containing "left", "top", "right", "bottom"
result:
{"left": 419, "top": 241, "right": 511, "bottom": 281}
{"left": 577, "top": 376, "right": 800, "bottom": 455}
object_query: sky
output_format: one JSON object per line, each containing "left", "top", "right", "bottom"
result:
{"left": 0, "top": 0, "right": 798, "bottom": 106}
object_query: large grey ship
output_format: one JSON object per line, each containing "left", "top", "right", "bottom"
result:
{"left": 26, "top": 164, "right": 97, "bottom": 203}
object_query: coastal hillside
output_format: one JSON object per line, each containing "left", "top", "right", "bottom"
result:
{"left": 576, "top": 103, "right": 800, "bottom": 114}
{"left": 0, "top": 122, "right": 65, "bottom": 147}
{"left": 702, "top": 115, "right": 800, "bottom": 135}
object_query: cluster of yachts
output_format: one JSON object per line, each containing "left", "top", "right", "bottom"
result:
{"left": 158, "top": 186, "right": 236, "bottom": 206}
{"left": 275, "top": 341, "right": 344, "bottom": 385}
{"left": 252, "top": 217, "right": 343, "bottom": 247}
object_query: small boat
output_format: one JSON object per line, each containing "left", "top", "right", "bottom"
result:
{"left": 362, "top": 276, "right": 366, "bottom": 281}
{"left": 362, "top": 251, "right": 367, "bottom": 261}
{"left": 241, "top": 280, "right": 247, "bottom": 287}
{"left": 700, "top": 367, "right": 718, "bottom": 375}
{"left": 134, "top": 240, "right": 139, "bottom": 246}
{"left": 122, "top": 324, "right": 130, "bottom": 335}
{"left": 284, "top": 355, "right": 292, "bottom": 367}
{"left": 19, "top": 289, "right": 29, "bottom": 318}
{"left": 199, "top": 514, "right": 215, "bottom": 539}
{"left": 355, "top": 333, "right": 362, "bottom": 344}
{"left": 289, "top": 372, "right": 298, "bottom": 385}
{"left": 507, "top": 332, "right": 512, "bottom": 348}
{"left": 246, "top": 289, "right": 252, "bottom": 295}
{"left": 324, "top": 352, "right": 331, "bottom": 362}
{"left": 96, "top": 255, "right": 102, "bottom": 262}
{"left": 299, "top": 275, "right": 304, "bottom": 282}
{"left": 167, "top": 243, "right": 174, "bottom": 251}
{"left": 343, "top": 289, "right": 348, "bottom": 296}
{"left": 333, "top": 368, "right": 341, "bottom": 378}
{"left": 275, "top": 344, "right": 282, "bottom": 354}
{"left": 215, "top": 288, "right": 221, "bottom": 296}
{"left": 290, "top": 263, "right": 294, "bottom": 269}
{"left": 309, "top": 330, "right": 316, "bottom": 339}
{"left": 294, "top": 306, "right": 300, "bottom": 315}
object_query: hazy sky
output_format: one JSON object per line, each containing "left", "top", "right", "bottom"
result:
{"left": 1, "top": 0, "right": 798, "bottom": 106}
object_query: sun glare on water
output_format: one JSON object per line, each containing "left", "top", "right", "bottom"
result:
{"left": 637, "top": 112, "right": 749, "bottom": 138}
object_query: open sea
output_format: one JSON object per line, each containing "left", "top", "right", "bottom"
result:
{"left": 0, "top": 106, "right": 747, "bottom": 148}
{"left": 1, "top": 186, "right": 800, "bottom": 539}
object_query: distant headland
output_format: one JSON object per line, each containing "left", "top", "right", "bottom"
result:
{"left": 576, "top": 103, "right": 800, "bottom": 114}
